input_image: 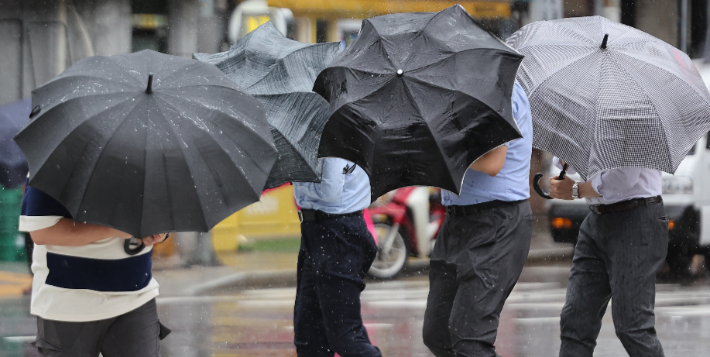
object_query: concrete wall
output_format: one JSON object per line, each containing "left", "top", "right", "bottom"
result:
{"left": 0, "top": 0, "right": 94, "bottom": 105}
{"left": 636, "top": 0, "right": 679, "bottom": 46}
{"left": 75, "top": 0, "right": 132, "bottom": 56}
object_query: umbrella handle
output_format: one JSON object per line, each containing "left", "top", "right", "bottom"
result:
{"left": 533, "top": 164, "right": 569, "bottom": 200}
{"left": 124, "top": 237, "right": 146, "bottom": 255}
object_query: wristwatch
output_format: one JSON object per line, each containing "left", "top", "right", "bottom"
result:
{"left": 571, "top": 182, "right": 580, "bottom": 199}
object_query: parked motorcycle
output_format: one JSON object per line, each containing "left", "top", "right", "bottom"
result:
{"left": 367, "top": 187, "right": 446, "bottom": 279}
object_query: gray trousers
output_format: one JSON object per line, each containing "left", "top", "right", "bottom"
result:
{"left": 559, "top": 201, "right": 668, "bottom": 357}
{"left": 35, "top": 299, "right": 168, "bottom": 357}
{"left": 423, "top": 200, "right": 533, "bottom": 357}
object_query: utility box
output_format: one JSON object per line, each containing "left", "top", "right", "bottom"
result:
{"left": 0, "top": 187, "right": 25, "bottom": 262}
{"left": 212, "top": 184, "right": 301, "bottom": 252}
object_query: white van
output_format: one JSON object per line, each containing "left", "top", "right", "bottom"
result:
{"left": 546, "top": 132, "right": 710, "bottom": 276}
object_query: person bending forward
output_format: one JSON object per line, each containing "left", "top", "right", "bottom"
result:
{"left": 292, "top": 158, "right": 382, "bottom": 357}
{"left": 423, "top": 81, "right": 534, "bottom": 357}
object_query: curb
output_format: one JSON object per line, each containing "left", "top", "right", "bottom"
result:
{"left": 189, "top": 247, "right": 574, "bottom": 294}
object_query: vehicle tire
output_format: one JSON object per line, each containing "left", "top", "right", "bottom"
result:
{"left": 367, "top": 223, "right": 409, "bottom": 279}
{"left": 665, "top": 244, "right": 693, "bottom": 282}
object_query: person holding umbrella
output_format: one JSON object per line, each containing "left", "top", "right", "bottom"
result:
{"left": 507, "top": 16, "right": 710, "bottom": 357}
{"left": 14, "top": 49, "right": 279, "bottom": 356}
{"left": 19, "top": 186, "right": 170, "bottom": 356}
{"left": 292, "top": 158, "right": 381, "bottom": 357}
{"left": 547, "top": 159, "right": 666, "bottom": 357}
{"left": 422, "top": 80, "right": 533, "bottom": 357}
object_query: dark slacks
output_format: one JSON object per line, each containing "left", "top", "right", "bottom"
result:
{"left": 423, "top": 200, "right": 533, "bottom": 357}
{"left": 559, "top": 201, "right": 668, "bottom": 357}
{"left": 35, "top": 299, "right": 168, "bottom": 357}
{"left": 293, "top": 214, "right": 382, "bottom": 357}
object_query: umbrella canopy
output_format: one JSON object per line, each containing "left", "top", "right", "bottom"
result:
{"left": 507, "top": 16, "right": 710, "bottom": 181}
{"left": 14, "top": 50, "right": 278, "bottom": 238}
{"left": 0, "top": 99, "right": 30, "bottom": 188}
{"left": 194, "top": 22, "right": 339, "bottom": 189}
{"left": 313, "top": 5, "right": 524, "bottom": 199}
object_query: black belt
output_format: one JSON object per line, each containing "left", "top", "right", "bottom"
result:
{"left": 446, "top": 199, "right": 525, "bottom": 217}
{"left": 299, "top": 209, "right": 363, "bottom": 222}
{"left": 590, "top": 196, "right": 663, "bottom": 215}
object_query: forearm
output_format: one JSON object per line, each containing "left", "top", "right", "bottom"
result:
{"left": 578, "top": 181, "right": 601, "bottom": 198}
{"left": 30, "top": 218, "right": 130, "bottom": 246}
{"left": 470, "top": 146, "right": 508, "bottom": 176}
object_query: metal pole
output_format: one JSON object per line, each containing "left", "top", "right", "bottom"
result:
{"left": 680, "top": 0, "right": 689, "bottom": 53}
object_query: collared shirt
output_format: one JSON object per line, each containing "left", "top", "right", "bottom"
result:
{"left": 19, "top": 186, "right": 159, "bottom": 322}
{"left": 294, "top": 158, "right": 371, "bottom": 214}
{"left": 552, "top": 157, "right": 662, "bottom": 205}
{"left": 441, "top": 81, "right": 533, "bottom": 206}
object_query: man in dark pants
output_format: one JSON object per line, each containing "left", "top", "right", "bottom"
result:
{"left": 423, "top": 81, "right": 533, "bottom": 357}
{"left": 549, "top": 158, "right": 666, "bottom": 357}
{"left": 293, "top": 158, "right": 381, "bottom": 357}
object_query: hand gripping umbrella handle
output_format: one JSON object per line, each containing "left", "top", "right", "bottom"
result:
{"left": 533, "top": 164, "right": 568, "bottom": 200}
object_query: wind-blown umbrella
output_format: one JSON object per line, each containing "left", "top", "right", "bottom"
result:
{"left": 313, "top": 5, "right": 524, "bottom": 199}
{"left": 194, "top": 22, "right": 339, "bottom": 189}
{"left": 507, "top": 16, "right": 710, "bottom": 183}
{"left": 14, "top": 50, "right": 278, "bottom": 238}
{"left": 0, "top": 99, "right": 30, "bottom": 188}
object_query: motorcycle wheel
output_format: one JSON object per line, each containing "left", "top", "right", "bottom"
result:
{"left": 368, "top": 223, "right": 409, "bottom": 279}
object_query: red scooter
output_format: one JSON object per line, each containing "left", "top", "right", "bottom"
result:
{"left": 367, "top": 187, "right": 446, "bottom": 279}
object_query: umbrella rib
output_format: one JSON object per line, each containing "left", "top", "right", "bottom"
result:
{"left": 153, "top": 96, "right": 270, "bottom": 197}
{"left": 22, "top": 93, "right": 141, "bottom": 172}
{"left": 73, "top": 97, "right": 147, "bottom": 227}
{"left": 150, "top": 106, "right": 207, "bottom": 232}
{"left": 255, "top": 92, "right": 326, "bottom": 172}
{"left": 399, "top": 79, "right": 458, "bottom": 191}
{"left": 404, "top": 76, "right": 507, "bottom": 126}
{"left": 523, "top": 50, "right": 599, "bottom": 98}
{"left": 406, "top": 48, "right": 520, "bottom": 74}
{"left": 603, "top": 53, "right": 675, "bottom": 170}
{"left": 246, "top": 43, "right": 336, "bottom": 93}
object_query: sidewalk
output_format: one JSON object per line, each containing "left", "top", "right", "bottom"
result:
{"left": 0, "top": 221, "right": 573, "bottom": 298}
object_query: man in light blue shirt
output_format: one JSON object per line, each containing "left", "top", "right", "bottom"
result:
{"left": 292, "top": 158, "right": 382, "bottom": 357}
{"left": 423, "top": 81, "right": 534, "bottom": 357}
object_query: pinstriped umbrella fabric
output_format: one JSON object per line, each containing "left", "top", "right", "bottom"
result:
{"left": 507, "top": 16, "right": 710, "bottom": 181}
{"left": 194, "top": 22, "right": 339, "bottom": 189}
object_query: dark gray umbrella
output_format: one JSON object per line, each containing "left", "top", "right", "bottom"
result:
{"left": 0, "top": 99, "right": 30, "bottom": 188}
{"left": 14, "top": 50, "right": 278, "bottom": 238}
{"left": 194, "top": 22, "right": 339, "bottom": 189}
{"left": 508, "top": 16, "right": 710, "bottom": 182}
{"left": 313, "top": 5, "right": 523, "bottom": 199}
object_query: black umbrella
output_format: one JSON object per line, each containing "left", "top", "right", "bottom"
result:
{"left": 0, "top": 99, "right": 30, "bottom": 188}
{"left": 313, "top": 5, "right": 524, "bottom": 199}
{"left": 14, "top": 50, "right": 278, "bottom": 238}
{"left": 194, "top": 22, "right": 339, "bottom": 189}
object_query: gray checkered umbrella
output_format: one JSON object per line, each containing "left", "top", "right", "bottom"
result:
{"left": 194, "top": 22, "right": 339, "bottom": 189}
{"left": 507, "top": 16, "right": 710, "bottom": 181}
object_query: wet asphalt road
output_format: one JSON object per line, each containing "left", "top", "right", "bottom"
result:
{"left": 2, "top": 264, "right": 710, "bottom": 356}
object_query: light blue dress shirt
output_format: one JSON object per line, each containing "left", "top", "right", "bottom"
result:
{"left": 441, "top": 81, "right": 533, "bottom": 206}
{"left": 294, "top": 158, "right": 371, "bottom": 214}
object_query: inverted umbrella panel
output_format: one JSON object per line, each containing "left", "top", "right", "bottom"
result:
{"left": 194, "top": 22, "right": 339, "bottom": 188}
{"left": 314, "top": 5, "right": 523, "bottom": 199}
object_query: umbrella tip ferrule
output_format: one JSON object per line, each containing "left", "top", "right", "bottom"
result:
{"left": 146, "top": 74, "right": 153, "bottom": 94}
{"left": 601, "top": 34, "right": 609, "bottom": 50}
{"left": 396, "top": 69, "right": 403, "bottom": 76}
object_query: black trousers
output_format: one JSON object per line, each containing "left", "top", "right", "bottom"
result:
{"left": 423, "top": 200, "right": 533, "bottom": 357}
{"left": 559, "top": 201, "right": 668, "bottom": 357}
{"left": 35, "top": 299, "right": 168, "bottom": 357}
{"left": 293, "top": 214, "right": 382, "bottom": 357}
